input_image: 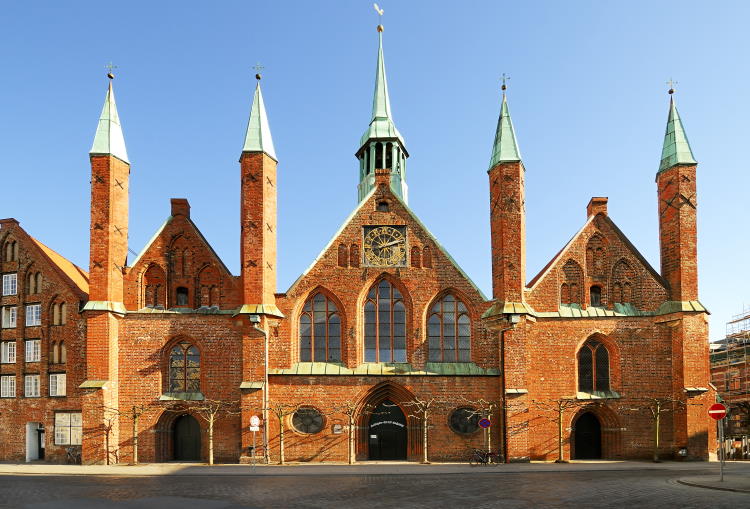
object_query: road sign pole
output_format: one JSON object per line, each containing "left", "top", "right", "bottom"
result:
{"left": 719, "top": 417, "right": 724, "bottom": 482}
{"left": 252, "top": 430, "right": 257, "bottom": 467}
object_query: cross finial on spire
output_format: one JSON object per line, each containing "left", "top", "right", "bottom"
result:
{"left": 105, "top": 62, "right": 118, "bottom": 80}
{"left": 666, "top": 78, "right": 678, "bottom": 95}
{"left": 254, "top": 63, "right": 264, "bottom": 81}
{"left": 374, "top": 3, "right": 384, "bottom": 32}
{"left": 501, "top": 73, "right": 510, "bottom": 92}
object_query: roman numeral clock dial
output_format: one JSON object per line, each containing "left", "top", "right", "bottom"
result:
{"left": 363, "top": 226, "right": 407, "bottom": 267}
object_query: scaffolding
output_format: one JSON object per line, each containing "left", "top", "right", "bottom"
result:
{"left": 711, "top": 306, "right": 750, "bottom": 445}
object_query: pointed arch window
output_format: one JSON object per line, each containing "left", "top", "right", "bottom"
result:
{"left": 428, "top": 293, "right": 471, "bottom": 362}
{"left": 578, "top": 339, "right": 610, "bottom": 392}
{"left": 364, "top": 280, "right": 406, "bottom": 363}
{"left": 299, "top": 292, "right": 341, "bottom": 362}
{"left": 169, "top": 341, "right": 200, "bottom": 392}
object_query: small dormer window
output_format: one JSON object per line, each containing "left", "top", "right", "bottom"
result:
{"left": 377, "top": 201, "right": 390, "bottom": 212}
{"left": 590, "top": 286, "right": 602, "bottom": 307}
{"left": 176, "top": 287, "right": 189, "bottom": 306}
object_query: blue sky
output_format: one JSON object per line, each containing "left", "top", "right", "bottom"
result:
{"left": 1, "top": 1, "right": 747, "bottom": 341}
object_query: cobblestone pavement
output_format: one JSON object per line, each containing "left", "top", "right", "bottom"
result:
{"left": 1, "top": 467, "right": 747, "bottom": 508}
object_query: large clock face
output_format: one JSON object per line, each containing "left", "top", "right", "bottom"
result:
{"left": 363, "top": 226, "right": 407, "bottom": 267}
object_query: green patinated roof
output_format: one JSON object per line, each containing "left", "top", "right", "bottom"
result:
{"left": 359, "top": 29, "right": 405, "bottom": 149}
{"left": 242, "top": 81, "right": 277, "bottom": 160}
{"left": 489, "top": 94, "right": 521, "bottom": 168}
{"left": 90, "top": 82, "right": 129, "bottom": 164}
{"left": 658, "top": 96, "right": 696, "bottom": 173}
{"left": 269, "top": 362, "right": 499, "bottom": 376}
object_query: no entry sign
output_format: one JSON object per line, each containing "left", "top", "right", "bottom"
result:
{"left": 708, "top": 403, "right": 727, "bottom": 421}
{"left": 479, "top": 418, "right": 491, "bottom": 429}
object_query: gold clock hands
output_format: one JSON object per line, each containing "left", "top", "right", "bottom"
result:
{"left": 378, "top": 239, "right": 405, "bottom": 249}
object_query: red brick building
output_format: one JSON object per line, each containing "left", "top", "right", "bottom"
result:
{"left": 0, "top": 26, "right": 713, "bottom": 464}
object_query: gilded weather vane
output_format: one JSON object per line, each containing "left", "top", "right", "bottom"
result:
{"left": 374, "top": 3, "right": 384, "bottom": 31}
{"left": 105, "top": 62, "right": 118, "bottom": 80}
{"left": 666, "top": 78, "right": 678, "bottom": 95}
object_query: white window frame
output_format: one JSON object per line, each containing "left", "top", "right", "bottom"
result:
{"left": 54, "top": 412, "right": 82, "bottom": 445}
{"left": 49, "top": 373, "right": 66, "bottom": 397}
{"left": 2, "top": 273, "right": 17, "bottom": 296}
{"left": 0, "top": 375, "right": 15, "bottom": 398}
{"left": 25, "top": 339, "right": 40, "bottom": 362}
{"left": 25, "top": 304, "right": 41, "bottom": 327}
{"left": 1, "top": 306, "right": 17, "bottom": 328}
{"left": 0, "top": 341, "right": 16, "bottom": 363}
{"left": 24, "top": 374, "right": 40, "bottom": 397}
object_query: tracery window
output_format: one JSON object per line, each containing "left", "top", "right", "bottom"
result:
{"left": 449, "top": 407, "right": 480, "bottom": 434}
{"left": 169, "top": 341, "right": 200, "bottom": 392}
{"left": 364, "top": 280, "right": 406, "bottom": 363}
{"left": 428, "top": 293, "right": 471, "bottom": 362}
{"left": 299, "top": 292, "right": 341, "bottom": 362}
{"left": 292, "top": 407, "right": 325, "bottom": 434}
{"left": 578, "top": 339, "right": 610, "bottom": 392}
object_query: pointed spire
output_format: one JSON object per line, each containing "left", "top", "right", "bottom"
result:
{"left": 359, "top": 25, "right": 404, "bottom": 147}
{"left": 658, "top": 92, "right": 696, "bottom": 173}
{"left": 489, "top": 89, "right": 521, "bottom": 168}
{"left": 90, "top": 79, "right": 129, "bottom": 164}
{"left": 242, "top": 76, "right": 277, "bottom": 160}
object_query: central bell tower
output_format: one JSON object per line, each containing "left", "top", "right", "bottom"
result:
{"left": 356, "top": 24, "right": 409, "bottom": 203}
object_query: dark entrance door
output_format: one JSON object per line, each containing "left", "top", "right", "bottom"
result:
{"left": 574, "top": 412, "right": 602, "bottom": 459}
{"left": 368, "top": 400, "right": 407, "bottom": 460}
{"left": 173, "top": 414, "right": 201, "bottom": 461}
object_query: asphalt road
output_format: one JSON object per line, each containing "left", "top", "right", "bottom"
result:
{"left": 0, "top": 466, "right": 747, "bottom": 509}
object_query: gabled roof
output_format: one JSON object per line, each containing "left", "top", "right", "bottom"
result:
{"left": 30, "top": 237, "right": 90, "bottom": 296}
{"left": 287, "top": 185, "right": 487, "bottom": 300}
{"left": 527, "top": 213, "right": 667, "bottom": 290}
{"left": 129, "top": 214, "right": 233, "bottom": 277}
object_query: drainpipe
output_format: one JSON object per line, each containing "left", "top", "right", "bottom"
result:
{"left": 498, "top": 323, "right": 515, "bottom": 464}
{"left": 252, "top": 319, "right": 270, "bottom": 465}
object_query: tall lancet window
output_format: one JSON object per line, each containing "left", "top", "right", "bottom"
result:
{"left": 428, "top": 293, "right": 471, "bottom": 362}
{"left": 364, "top": 280, "right": 406, "bottom": 363}
{"left": 299, "top": 292, "right": 341, "bottom": 362}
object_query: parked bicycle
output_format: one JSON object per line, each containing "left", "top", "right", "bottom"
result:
{"left": 468, "top": 448, "right": 500, "bottom": 466}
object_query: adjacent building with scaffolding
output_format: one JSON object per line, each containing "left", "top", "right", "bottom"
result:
{"left": 711, "top": 307, "right": 750, "bottom": 444}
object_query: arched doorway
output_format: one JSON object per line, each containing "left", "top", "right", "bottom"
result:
{"left": 574, "top": 412, "right": 602, "bottom": 459}
{"left": 368, "top": 400, "right": 407, "bottom": 460}
{"left": 173, "top": 414, "right": 201, "bottom": 461}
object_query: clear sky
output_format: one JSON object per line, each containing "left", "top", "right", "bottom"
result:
{"left": 0, "top": 1, "right": 747, "bottom": 341}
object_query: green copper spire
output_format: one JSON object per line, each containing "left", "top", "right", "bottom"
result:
{"left": 357, "top": 25, "right": 409, "bottom": 203}
{"left": 489, "top": 92, "right": 521, "bottom": 168}
{"left": 658, "top": 94, "right": 696, "bottom": 173}
{"left": 90, "top": 80, "right": 129, "bottom": 164}
{"left": 242, "top": 77, "right": 277, "bottom": 160}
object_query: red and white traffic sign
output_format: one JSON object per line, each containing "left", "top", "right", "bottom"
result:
{"left": 250, "top": 415, "right": 261, "bottom": 426}
{"left": 708, "top": 403, "right": 727, "bottom": 420}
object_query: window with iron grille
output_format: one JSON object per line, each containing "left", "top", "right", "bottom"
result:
{"left": 292, "top": 408, "right": 324, "bottom": 434}
{"left": 449, "top": 407, "right": 480, "bottom": 434}
{"left": 577, "top": 339, "right": 610, "bottom": 392}
{"left": 428, "top": 293, "right": 471, "bottom": 362}
{"left": 364, "top": 280, "right": 406, "bottom": 363}
{"left": 169, "top": 341, "right": 200, "bottom": 392}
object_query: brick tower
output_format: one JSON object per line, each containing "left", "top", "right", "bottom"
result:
{"left": 656, "top": 88, "right": 711, "bottom": 459}
{"left": 237, "top": 74, "right": 282, "bottom": 463}
{"left": 484, "top": 84, "right": 530, "bottom": 462}
{"left": 81, "top": 76, "right": 130, "bottom": 463}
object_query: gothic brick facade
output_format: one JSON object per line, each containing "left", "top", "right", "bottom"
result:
{"left": 0, "top": 31, "right": 714, "bottom": 465}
